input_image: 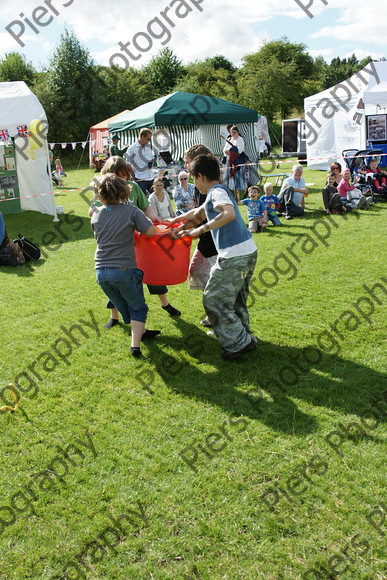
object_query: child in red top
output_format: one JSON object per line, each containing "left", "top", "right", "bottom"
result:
{"left": 366, "top": 159, "right": 387, "bottom": 191}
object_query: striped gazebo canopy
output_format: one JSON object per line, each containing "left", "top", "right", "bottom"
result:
{"left": 108, "top": 92, "right": 260, "bottom": 161}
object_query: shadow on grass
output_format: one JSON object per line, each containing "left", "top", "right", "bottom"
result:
{"left": 1, "top": 211, "right": 93, "bottom": 276}
{"left": 142, "top": 318, "right": 385, "bottom": 438}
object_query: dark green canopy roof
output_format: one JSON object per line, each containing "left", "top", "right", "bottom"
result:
{"left": 109, "top": 92, "right": 259, "bottom": 132}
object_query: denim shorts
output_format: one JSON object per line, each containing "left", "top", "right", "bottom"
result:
{"left": 96, "top": 267, "right": 148, "bottom": 323}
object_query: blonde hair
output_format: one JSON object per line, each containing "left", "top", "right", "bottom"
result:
{"left": 263, "top": 182, "right": 273, "bottom": 192}
{"left": 184, "top": 144, "right": 212, "bottom": 162}
{"left": 102, "top": 156, "right": 135, "bottom": 181}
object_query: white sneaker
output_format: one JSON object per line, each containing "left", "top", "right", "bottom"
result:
{"left": 200, "top": 317, "right": 211, "bottom": 327}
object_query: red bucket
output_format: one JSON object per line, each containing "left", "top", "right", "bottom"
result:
{"left": 134, "top": 222, "right": 192, "bottom": 285}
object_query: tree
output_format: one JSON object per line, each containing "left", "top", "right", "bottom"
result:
{"left": 251, "top": 38, "right": 315, "bottom": 79}
{"left": 143, "top": 48, "right": 184, "bottom": 95}
{"left": 35, "top": 28, "right": 97, "bottom": 141}
{"left": 203, "top": 55, "right": 236, "bottom": 73}
{"left": 320, "top": 55, "right": 373, "bottom": 89}
{"left": 238, "top": 57, "right": 300, "bottom": 122}
{"left": 174, "top": 59, "right": 238, "bottom": 102}
{"left": 238, "top": 39, "right": 317, "bottom": 121}
{"left": 0, "top": 52, "right": 36, "bottom": 86}
{"left": 95, "top": 65, "right": 158, "bottom": 118}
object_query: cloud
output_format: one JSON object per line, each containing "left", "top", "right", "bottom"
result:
{"left": 310, "top": 2, "right": 387, "bottom": 45}
{"left": 1, "top": 0, "right": 386, "bottom": 70}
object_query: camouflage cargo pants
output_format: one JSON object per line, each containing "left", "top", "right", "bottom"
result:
{"left": 203, "top": 251, "right": 257, "bottom": 353}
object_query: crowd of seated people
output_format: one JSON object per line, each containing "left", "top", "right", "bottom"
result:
{"left": 322, "top": 156, "right": 387, "bottom": 212}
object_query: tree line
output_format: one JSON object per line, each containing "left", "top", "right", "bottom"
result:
{"left": 0, "top": 29, "right": 375, "bottom": 146}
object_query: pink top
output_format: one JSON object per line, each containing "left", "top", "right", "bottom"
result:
{"left": 337, "top": 177, "right": 355, "bottom": 199}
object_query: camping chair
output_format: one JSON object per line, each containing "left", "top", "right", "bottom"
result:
{"left": 342, "top": 149, "right": 359, "bottom": 174}
{"left": 342, "top": 149, "right": 379, "bottom": 196}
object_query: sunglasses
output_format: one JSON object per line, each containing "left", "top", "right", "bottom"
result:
{"left": 180, "top": 177, "right": 188, "bottom": 180}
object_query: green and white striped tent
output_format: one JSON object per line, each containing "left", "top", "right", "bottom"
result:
{"left": 108, "top": 91, "right": 262, "bottom": 161}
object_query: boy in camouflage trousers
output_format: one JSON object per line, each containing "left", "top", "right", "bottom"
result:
{"left": 172, "top": 154, "right": 258, "bottom": 360}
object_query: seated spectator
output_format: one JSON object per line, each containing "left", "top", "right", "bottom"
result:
{"left": 365, "top": 158, "right": 387, "bottom": 194}
{"left": 0, "top": 212, "right": 25, "bottom": 266}
{"left": 278, "top": 164, "right": 308, "bottom": 219}
{"left": 260, "top": 182, "right": 282, "bottom": 226}
{"left": 149, "top": 178, "right": 176, "bottom": 222}
{"left": 239, "top": 185, "right": 267, "bottom": 233}
{"left": 173, "top": 171, "right": 195, "bottom": 215}
{"left": 322, "top": 172, "right": 347, "bottom": 214}
{"left": 330, "top": 162, "right": 342, "bottom": 187}
{"left": 338, "top": 169, "right": 371, "bottom": 209}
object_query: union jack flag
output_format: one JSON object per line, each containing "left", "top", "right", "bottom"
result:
{"left": 0, "top": 129, "right": 10, "bottom": 141}
{"left": 17, "top": 124, "right": 28, "bottom": 136}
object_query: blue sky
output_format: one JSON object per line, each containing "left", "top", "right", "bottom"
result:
{"left": 0, "top": 0, "right": 386, "bottom": 71}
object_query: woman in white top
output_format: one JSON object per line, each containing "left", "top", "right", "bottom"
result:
{"left": 223, "top": 125, "right": 247, "bottom": 202}
{"left": 149, "top": 178, "right": 176, "bottom": 222}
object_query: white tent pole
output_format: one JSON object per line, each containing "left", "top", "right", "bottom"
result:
{"left": 77, "top": 131, "right": 89, "bottom": 170}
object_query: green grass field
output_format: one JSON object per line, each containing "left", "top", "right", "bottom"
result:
{"left": 0, "top": 162, "right": 386, "bottom": 580}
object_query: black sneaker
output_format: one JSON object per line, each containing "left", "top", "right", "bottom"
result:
{"left": 141, "top": 329, "right": 161, "bottom": 340}
{"left": 104, "top": 318, "right": 119, "bottom": 329}
{"left": 221, "top": 338, "right": 257, "bottom": 361}
{"left": 131, "top": 347, "right": 142, "bottom": 357}
{"left": 162, "top": 304, "right": 181, "bottom": 316}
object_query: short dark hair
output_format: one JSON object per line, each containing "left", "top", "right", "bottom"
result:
{"left": 189, "top": 154, "right": 220, "bottom": 182}
{"left": 96, "top": 174, "right": 130, "bottom": 204}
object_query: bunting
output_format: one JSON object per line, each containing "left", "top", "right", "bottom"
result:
{"left": 0, "top": 129, "right": 10, "bottom": 142}
{"left": 48, "top": 140, "right": 94, "bottom": 149}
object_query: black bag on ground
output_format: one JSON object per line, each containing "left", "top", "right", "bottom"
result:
{"left": 13, "top": 233, "right": 41, "bottom": 261}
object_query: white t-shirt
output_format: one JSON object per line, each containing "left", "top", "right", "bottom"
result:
{"left": 125, "top": 141, "right": 154, "bottom": 180}
{"left": 223, "top": 135, "right": 245, "bottom": 155}
{"left": 211, "top": 187, "right": 256, "bottom": 259}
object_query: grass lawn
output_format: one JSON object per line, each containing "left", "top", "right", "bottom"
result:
{"left": 0, "top": 161, "right": 386, "bottom": 580}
